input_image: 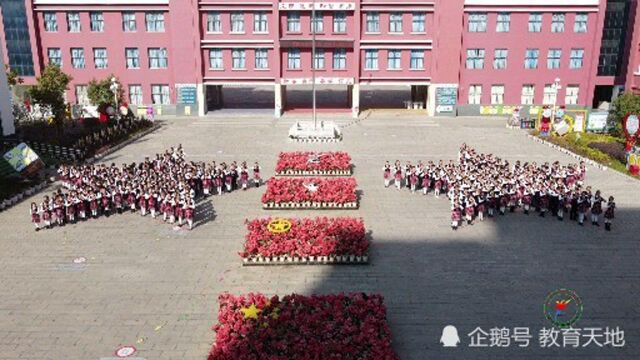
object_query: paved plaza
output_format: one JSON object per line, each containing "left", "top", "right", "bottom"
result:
{"left": 0, "top": 113, "right": 639, "bottom": 359}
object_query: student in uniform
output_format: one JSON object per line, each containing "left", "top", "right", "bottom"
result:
{"left": 30, "top": 202, "right": 41, "bottom": 231}
{"left": 604, "top": 196, "right": 615, "bottom": 231}
{"left": 253, "top": 162, "right": 262, "bottom": 188}
{"left": 383, "top": 161, "right": 392, "bottom": 188}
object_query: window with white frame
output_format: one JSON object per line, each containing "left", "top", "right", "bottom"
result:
{"left": 207, "top": 12, "right": 221, "bottom": 33}
{"left": 125, "top": 48, "right": 139, "bottom": 69}
{"left": 67, "top": 12, "right": 81, "bottom": 32}
{"left": 570, "top": 48, "right": 584, "bottom": 69}
{"left": 574, "top": 13, "right": 588, "bottom": 33}
{"left": 493, "top": 49, "right": 507, "bottom": 69}
{"left": 313, "top": 49, "right": 325, "bottom": 69}
{"left": 311, "top": 11, "right": 324, "bottom": 33}
{"left": 151, "top": 84, "right": 170, "bottom": 105}
{"left": 287, "top": 12, "right": 300, "bottom": 32}
{"left": 390, "top": 13, "right": 403, "bottom": 33}
{"left": 547, "top": 49, "right": 562, "bottom": 69}
{"left": 543, "top": 84, "right": 557, "bottom": 105}
{"left": 145, "top": 12, "right": 165, "bottom": 32}
{"left": 288, "top": 48, "right": 300, "bottom": 69}
{"left": 466, "top": 48, "right": 485, "bottom": 69}
{"left": 366, "top": 12, "right": 379, "bottom": 33}
{"left": 491, "top": 85, "right": 505, "bottom": 105}
{"left": 148, "top": 48, "right": 168, "bottom": 69}
{"left": 468, "top": 13, "right": 487, "bottom": 32}
{"left": 528, "top": 13, "right": 542, "bottom": 32}
{"left": 496, "top": 13, "right": 510, "bottom": 32}
{"left": 93, "top": 48, "right": 108, "bottom": 69}
{"left": 524, "top": 48, "right": 539, "bottom": 69}
{"left": 71, "top": 48, "right": 85, "bottom": 69}
{"left": 128, "top": 85, "right": 143, "bottom": 105}
{"left": 521, "top": 85, "right": 535, "bottom": 105}
{"left": 254, "top": 12, "right": 268, "bottom": 33}
{"left": 468, "top": 85, "right": 482, "bottom": 105}
{"left": 255, "top": 49, "right": 268, "bottom": 69}
{"left": 387, "top": 49, "right": 401, "bottom": 69}
{"left": 232, "top": 49, "right": 246, "bottom": 69}
{"left": 48, "top": 48, "right": 62, "bottom": 67}
{"left": 122, "top": 12, "right": 136, "bottom": 32}
{"left": 410, "top": 50, "right": 424, "bottom": 69}
{"left": 44, "top": 12, "right": 58, "bottom": 32}
{"left": 90, "top": 12, "right": 104, "bottom": 32}
{"left": 565, "top": 85, "right": 579, "bottom": 105}
{"left": 209, "top": 49, "right": 223, "bottom": 69}
{"left": 412, "top": 13, "right": 425, "bottom": 33}
{"left": 333, "top": 48, "right": 347, "bottom": 69}
{"left": 75, "top": 85, "right": 89, "bottom": 105}
{"left": 231, "top": 12, "right": 244, "bottom": 33}
{"left": 333, "top": 11, "right": 346, "bottom": 33}
{"left": 551, "top": 13, "right": 565, "bottom": 32}
{"left": 365, "top": 49, "right": 378, "bottom": 69}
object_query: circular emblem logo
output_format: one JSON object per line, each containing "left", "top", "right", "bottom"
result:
{"left": 543, "top": 288, "right": 583, "bottom": 328}
{"left": 115, "top": 345, "right": 136, "bottom": 358}
{"left": 267, "top": 218, "right": 292, "bottom": 234}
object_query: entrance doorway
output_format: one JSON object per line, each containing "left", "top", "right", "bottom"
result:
{"left": 285, "top": 85, "right": 350, "bottom": 112}
{"left": 592, "top": 85, "right": 614, "bottom": 109}
{"left": 205, "top": 85, "right": 274, "bottom": 113}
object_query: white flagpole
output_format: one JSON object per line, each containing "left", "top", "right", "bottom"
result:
{"left": 312, "top": 0, "right": 317, "bottom": 129}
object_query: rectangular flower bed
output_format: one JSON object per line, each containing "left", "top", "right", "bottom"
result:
{"left": 275, "top": 151, "right": 352, "bottom": 176}
{"left": 241, "top": 217, "right": 369, "bottom": 265}
{"left": 261, "top": 177, "right": 358, "bottom": 209}
{"left": 207, "top": 293, "right": 399, "bottom": 360}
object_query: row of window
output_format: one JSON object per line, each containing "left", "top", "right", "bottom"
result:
{"left": 75, "top": 84, "right": 170, "bottom": 106}
{"left": 467, "top": 84, "right": 580, "bottom": 105}
{"left": 43, "top": 11, "right": 165, "bottom": 33}
{"left": 47, "top": 47, "right": 168, "bottom": 69}
{"left": 465, "top": 48, "right": 585, "bottom": 70}
{"left": 206, "top": 12, "right": 269, "bottom": 33}
{"left": 363, "top": 12, "right": 426, "bottom": 34}
{"left": 468, "top": 12, "right": 589, "bottom": 33}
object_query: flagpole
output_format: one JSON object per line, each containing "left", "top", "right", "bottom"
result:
{"left": 312, "top": 0, "right": 317, "bottom": 130}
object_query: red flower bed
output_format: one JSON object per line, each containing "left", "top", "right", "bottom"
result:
{"left": 208, "top": 293, "right": 399, "bottom": 360}
{"left": 241, "top": 217, "right": 368, "bottom": 258}
{"left": 261, "top": 177, "right": 358, "bottom": 205}
{"left": 275, "top": 151, "right": 352, "bottom": 174}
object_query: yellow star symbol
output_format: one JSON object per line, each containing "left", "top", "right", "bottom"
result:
{"left": 240, "top": 304, "right": 261, "bottom": 320}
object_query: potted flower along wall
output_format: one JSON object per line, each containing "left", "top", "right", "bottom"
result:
{"left": 261, "top": 178, "right": 358, "bottom": 209}
{"left": 240, "top": 217, "right": 369, "bottom": 265}
{"left": 275, "top": 151, "right": 353, "bottom": 176}
{"left": 207, "top": 293, "right": 399, "bottom": 360}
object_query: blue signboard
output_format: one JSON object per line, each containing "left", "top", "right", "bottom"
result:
{"left": 177, "top": 85, "right": 197, "bottom": 104}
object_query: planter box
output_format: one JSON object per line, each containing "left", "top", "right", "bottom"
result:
{"left": 262, "top": 201, "right": 358, "bottom": 210}
{"left": 242, "top": 254, "right": 369, "bottom": 266}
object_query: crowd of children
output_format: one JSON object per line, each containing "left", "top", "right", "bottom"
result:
{"left": 383, "top": 143, "right": 615, "bottom": 231}
{"left": 29, "top": 145, "right": 261, "bottom": 231}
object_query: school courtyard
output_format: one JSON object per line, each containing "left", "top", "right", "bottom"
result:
{"left": 0, "top": 112, "right": 639, "bottom": 359}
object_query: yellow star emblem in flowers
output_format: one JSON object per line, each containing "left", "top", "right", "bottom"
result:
{"left": 240, "top": 304, "right": 261, "bottom": 320}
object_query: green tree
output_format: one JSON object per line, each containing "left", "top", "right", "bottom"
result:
{"left": 27, "top": 64, "right": 72, "bottom": 129}
{"left": 610, "top": 93, "right": 640, "bottom": 136}
{"left": 5, "top": 64, "right": 22, "bottom": 86}
{"left": 87, "top": 75, "right": 124, "bottom": 108}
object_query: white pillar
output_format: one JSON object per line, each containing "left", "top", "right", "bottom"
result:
{"left": 0, "top": 46, "right": 15, "bottom": 136}
{"left": 197, "top": 83, "right": 205, "bottom": 116}
{"left": 427, "top": 84, "right": 437, "bottom": 116}
{"left": 274, "top": 84, "right": 284, "bottom": 118}
{"left": 351, "top": 83, "right": 360, "bottom": 119}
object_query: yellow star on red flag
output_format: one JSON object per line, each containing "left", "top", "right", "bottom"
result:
{"left": 240, "top": 304, "right": 261, "bottom": 320}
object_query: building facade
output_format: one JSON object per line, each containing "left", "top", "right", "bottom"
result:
{"left": 1, "top": 0, "right": 638, "bottom": 118}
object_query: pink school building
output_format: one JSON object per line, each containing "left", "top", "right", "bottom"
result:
{"left": 1, "top": 0, "right": 639, "bottom": 118}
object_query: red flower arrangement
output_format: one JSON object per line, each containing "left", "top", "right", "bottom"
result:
{"left": 208, "top": 292, "right": 399, "bottom": 360}
{"left": 241, "top": 217, "right": 369, "bottom": 260}
{"left": 275, "top": 151, "right": 352, "bottom": 175}
{"left": 261, "top": 177, "right": 358, "bottom": 208}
